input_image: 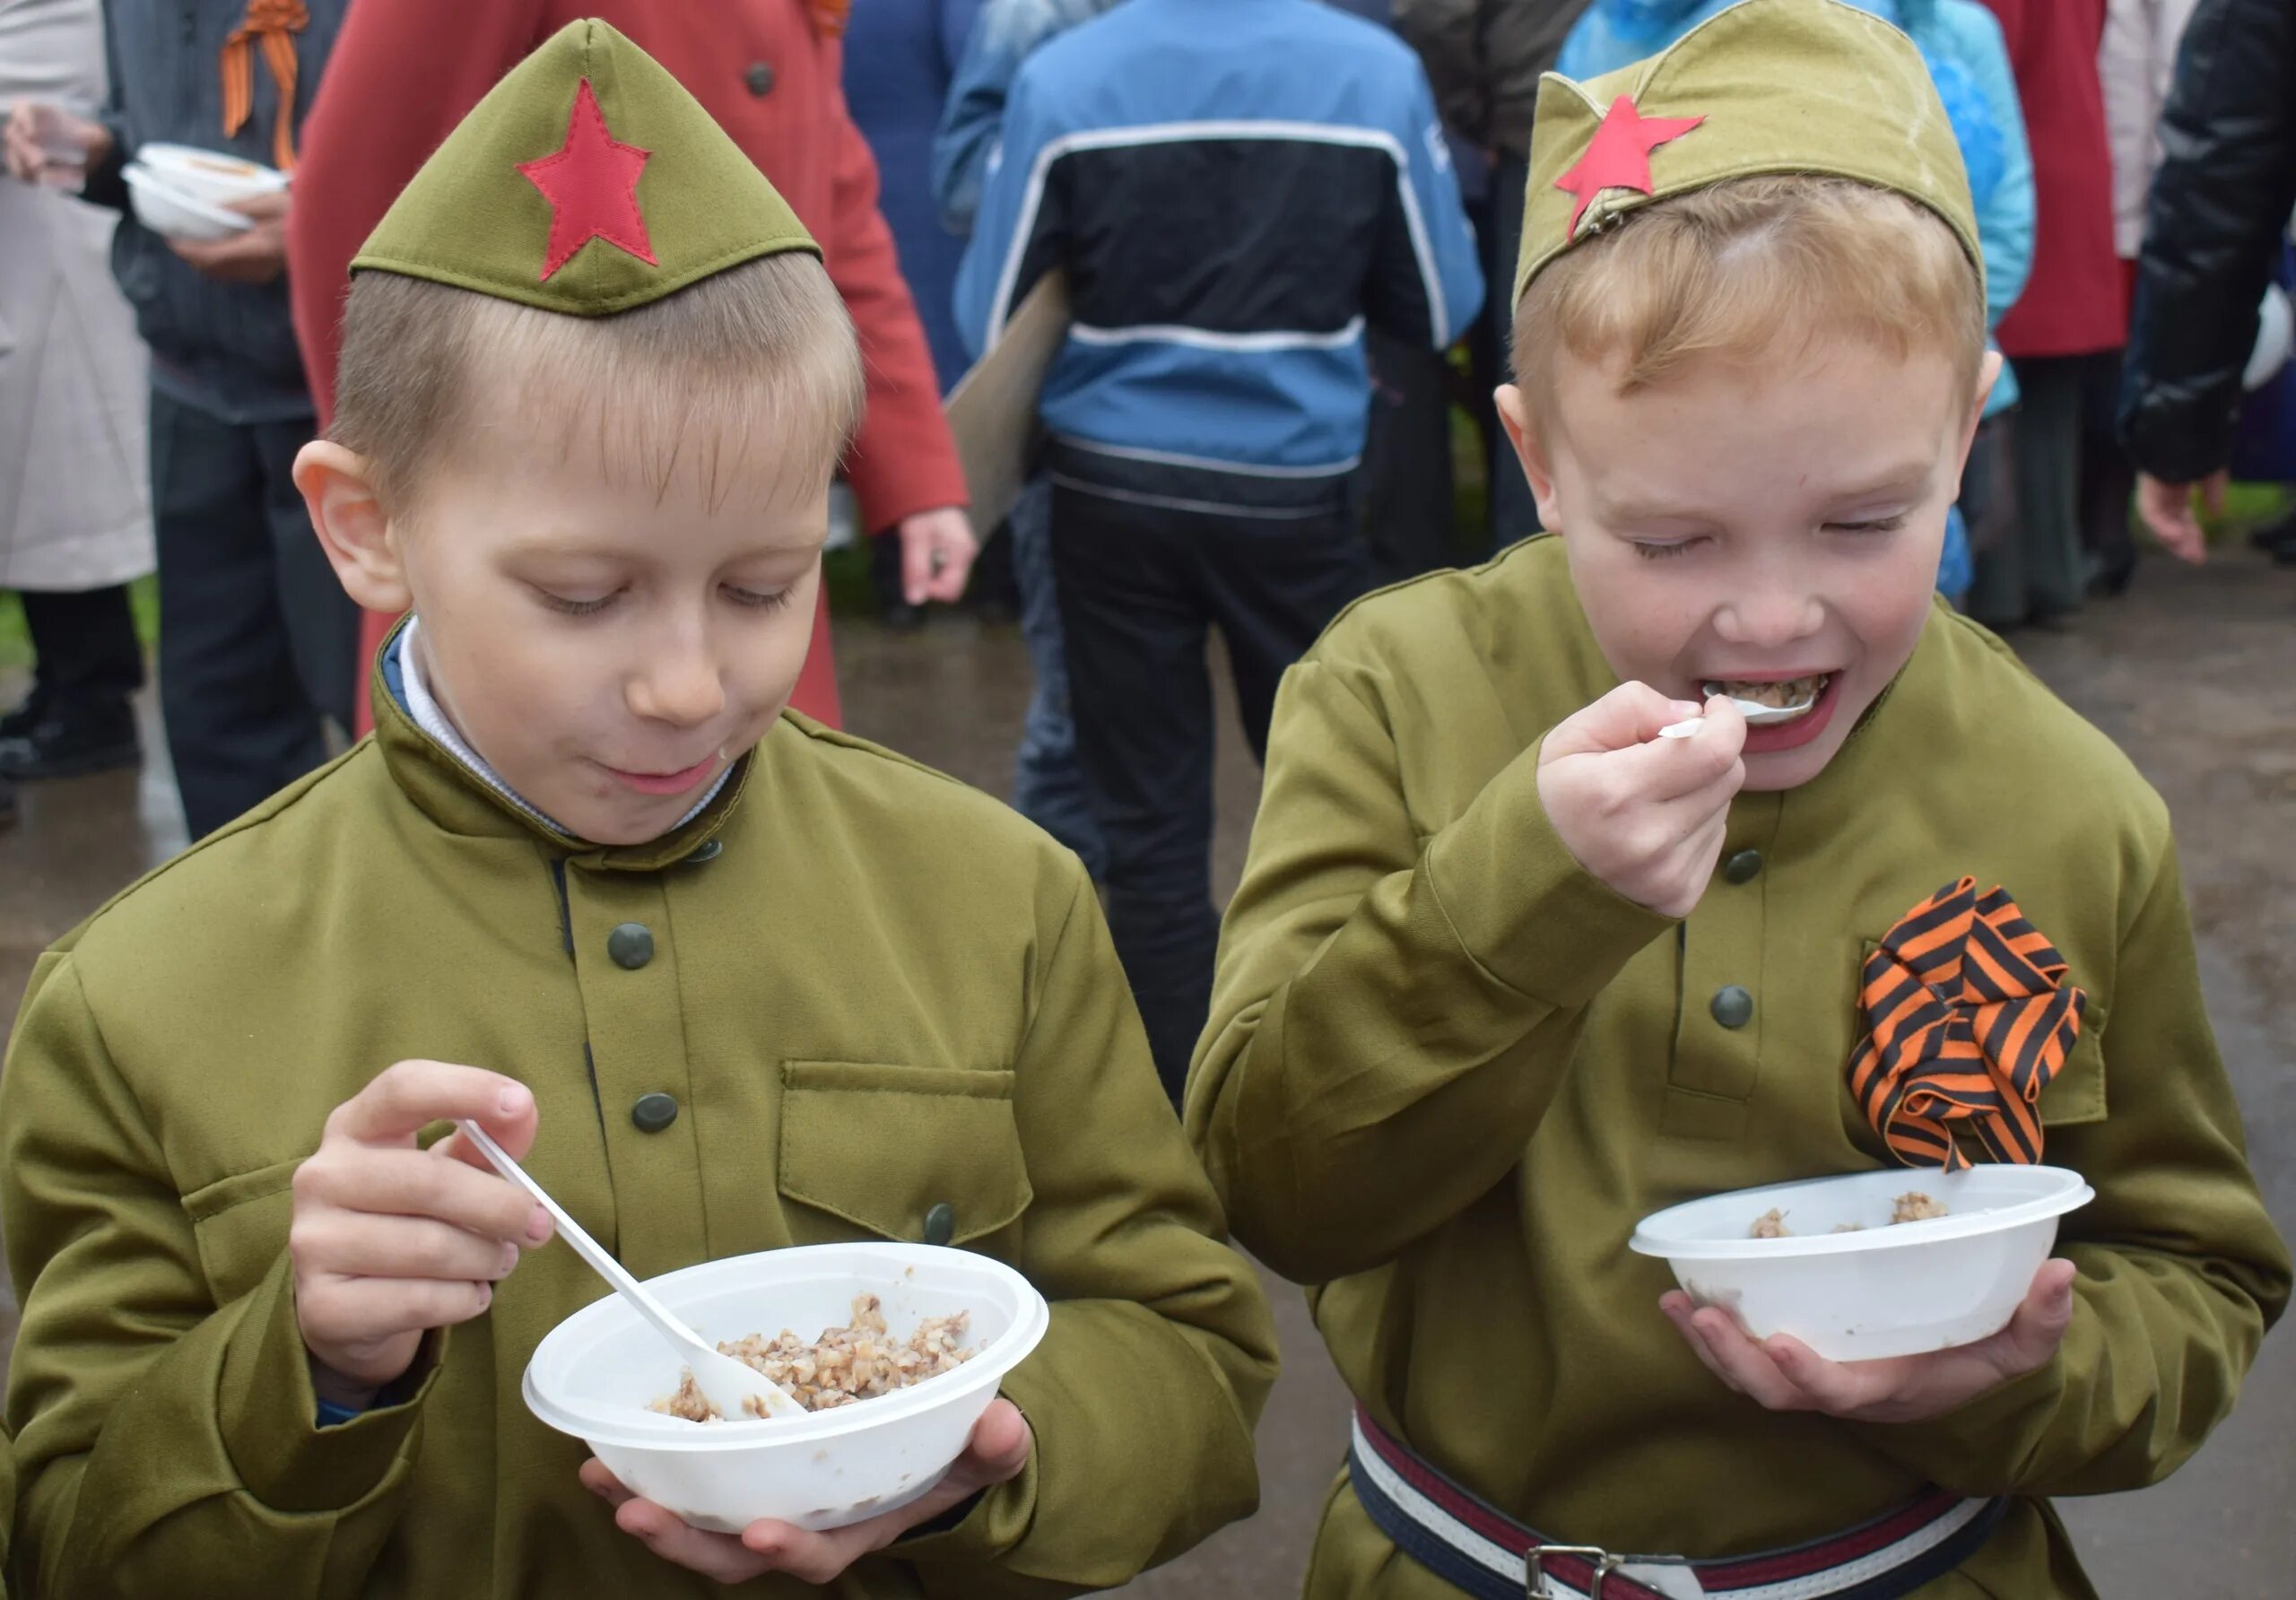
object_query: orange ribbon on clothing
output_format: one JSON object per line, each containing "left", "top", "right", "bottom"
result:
{"left": 221, "top": 0, "right": 309, "bottom": 174}
{"left": 810, "top": 0, "right": 853, "bottom": 39}
{"left": 1848, "top": 878, "right": 2086, "bottom": 1171}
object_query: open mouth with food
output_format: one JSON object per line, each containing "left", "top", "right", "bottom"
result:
{"left": 1702, "top": 672, "right": 1832, "bottom": 720}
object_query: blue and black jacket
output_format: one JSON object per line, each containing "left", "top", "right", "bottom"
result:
{"left": 954, "top": 0, "right": 1483, "bottom": 515}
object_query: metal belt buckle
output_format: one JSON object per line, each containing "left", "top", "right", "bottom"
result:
{"left": 1526, "top": 1544, "right": 1624, "bottom": 1599}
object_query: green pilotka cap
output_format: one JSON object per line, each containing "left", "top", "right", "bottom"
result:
{"left": 1515, "top": 0, "right": 1981, "bottom": 305}
{"left": 351, "top": 19, "right": 819, "bottom": 315}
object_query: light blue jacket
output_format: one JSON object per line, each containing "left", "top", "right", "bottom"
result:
{"left": 953, "top": 0, "right": 1483, "bottom": 484}
{"left": 1909, "top": 0, "right": 2031, "bottom": 418}
{"left": 933, "top": 0, "right": 1126, "bottom": 234}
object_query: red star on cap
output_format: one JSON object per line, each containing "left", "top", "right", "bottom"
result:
{"left": 517, "top": 78, "right": 657, "bottom": 282}
{"left": 1553, "top": 95, "right": 1705, "bottom": 239}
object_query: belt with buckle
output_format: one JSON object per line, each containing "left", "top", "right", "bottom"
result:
{"left": 1348, "top": 1407, "right": 2008, "bottom": 1600}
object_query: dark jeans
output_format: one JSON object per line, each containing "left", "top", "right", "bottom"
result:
{"left": 1049, "top": 477, "right": 1370, "bottom": 1103}
{"left": 14, "top": 584, "right": 144, "bottom": 717}
{"left": 1481, "top": 150, "right": 1540, "bottom": 549}
{"left": 2076, "top": 349, "right": 2137, "bottom": 577}
{"left": 1970, "top": 355, "right": 2092, "bottom": 628}
{"left": 1007, "top": 476, "right": 1107, "bottom": 876}
{"left": 1360, "top": 326, "right": 1461, "bottom": 585}
{"left": 151, "top": 389, "right": 360, "bottom": 839}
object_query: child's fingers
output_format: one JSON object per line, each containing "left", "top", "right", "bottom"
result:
{"left": 1996, "top": 1258, "right": 2078, "bottom": 1372}
{"left": 961, "top": 1398, "right": 1033, "bottom": 1481}
{"left": 299, "top": 1274, "right": 494, "bottom": 1347}
{"left": 1760, "top": 1336, "right": 1891, "bottom": 1414}
{"left": 301, "top": 1146, "right": 549, "bottom": 1245}
{"left": 739, "top": 1520, "right": 874, "bottom": 1587}
{"left": 294, "top": 1214, "right": 522, "bottom": 1283}
{"left": 333, "top": 1061, "right": 534, "bottom": 1149}
{"left": 1608, "top": 714, "right": 1747, "bottom": 806}
{"left": 1687, "top": 1309, "right": 1809, "bottom": 1411}
{"left": 1544, "top": 682, "right": 1706, "bottom": 762}
{"left": 615, "top": 1498, "right": 769, "bottom": 1584}
{"left": 1660, "top": 1296, "right": 1744, "bottom": 1393}
{"left": 578, "top": 1458, "right": 634, "bottom": 1506}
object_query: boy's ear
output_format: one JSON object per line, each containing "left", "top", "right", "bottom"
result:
{"left": 1494, "top": 384, "right": 1563, "bottom": 530}
{"left": 294, "top": 441, "right": 411, "bottom": 614}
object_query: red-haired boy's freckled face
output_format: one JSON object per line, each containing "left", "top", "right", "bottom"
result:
{"left": 1504, "top": 342, "right": 1990, "bottom": 792}
{"left": 396, "top": 430, "right": 829, "bottom": 846}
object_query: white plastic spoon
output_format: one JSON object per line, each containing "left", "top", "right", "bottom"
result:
{"left": 457, "top": 1119, "right": 807, "bottom": 1422}
{"left": 1657, "top": 695, "right": 1817, "bottom": 739}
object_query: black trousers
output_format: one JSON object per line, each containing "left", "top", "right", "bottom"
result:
{"left": 1970, "top": 354, "right": 2098, "bottom": 628}
{"left": 151, "top": 389, "right": 360, "bottom": 839}
{"left": 1478, "top": 150, "right": 1541, "bottom": 550}
{"left": 1360, "top": 325, "right": 1461, "bottom": 586}
{"left": 1049, "top": 476, "right": 1370, "bottom": 1103}
{"left": 14, "top": 583, "right": 144, "bottom": 715}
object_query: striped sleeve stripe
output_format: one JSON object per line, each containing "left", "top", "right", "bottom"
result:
{"left": 986, "top": 119, "right": 1445, "bottom": 346}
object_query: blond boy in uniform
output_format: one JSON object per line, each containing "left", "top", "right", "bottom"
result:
{"left": 1189, "top": 3, "right": 2288, "bottom": 1596}
{"left": 2, "top": 22, "right": 1275, "bottom": 1598}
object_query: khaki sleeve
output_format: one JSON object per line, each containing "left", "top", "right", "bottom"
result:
{"left": 899, "top": 867, "right": 1279, "bottom": 1596}
{"left": 1848, "top": 839, "right": 2292, "bottom": 1495}
{"left": 1185, "top": 657, "right": 1672, "bottom": 1286}
{"left": 1, "top": 1404, "right": 13, "bottom": 1600}
{"left": 3, "top": 954, "right": 439, "bottom": 1600}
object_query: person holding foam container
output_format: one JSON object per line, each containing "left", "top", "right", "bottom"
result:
{"left": 1189, "top": 4, "right": 2287, "bottom": 1596}
{"left": 2, "top": 23, "right": 1274, "bottom": 1598}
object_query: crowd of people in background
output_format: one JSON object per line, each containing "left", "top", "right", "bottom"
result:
{"left": 3, "top": 0, "right": 2293, "bottom": 1088}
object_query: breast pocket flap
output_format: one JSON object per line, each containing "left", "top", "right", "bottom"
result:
{"left": 777, "top": 1061, "right": 1032, "bottom": 1245}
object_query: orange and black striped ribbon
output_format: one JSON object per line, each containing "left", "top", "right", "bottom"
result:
{"left": 1848, "top": 877, "right": 2086, "bottom": 1170}
{"left": 221, "top": 0, "right": 309, "bottom": 175}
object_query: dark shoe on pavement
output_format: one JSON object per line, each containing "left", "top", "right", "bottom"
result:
{"left": 0, "top": 700, "right": 140, "bottom": 779}
{"left": 0, "top": 773, "right": 17, "bottom": 830}
{"left": 2248, "top": 509, "right": 2296, "bottom": 566}
{"left": 0, "top": 687, "right": 47, "bottom": 742}
{"left": 879, "top": 598, "right": 927, "bottom": 633}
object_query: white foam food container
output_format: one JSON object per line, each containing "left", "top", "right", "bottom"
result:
{"left": 1630, "top": 1164, "right": 2092, "bottom": 1362}
{"left": 135, "top": 143, "right": 289, "bottom": 204}
{"left": 123, "top": 164, "right": 254, "bottom": 241}
{"left": 523, "top": 1243, "right": 1050, "bottom": 1535}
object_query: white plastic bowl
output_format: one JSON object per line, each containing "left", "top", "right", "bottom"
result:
{"left": 123, "top": 164, "right": 253, "bottom": 241}
{"left": 135, "top": 143, "right": 288, "bottom": 204}
{"left": 1630, "top": 1165, "right": 2092, "bottom": 1361}
{"left": 524, "top": 1243, "right": 1049, "bottom": 1534}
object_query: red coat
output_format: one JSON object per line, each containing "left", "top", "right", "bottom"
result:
{"left": 1982, "top": 0, "right": 2126, "bottom": 358}
{"left": 288, "top": 0, "right": 970, "bottom": 732}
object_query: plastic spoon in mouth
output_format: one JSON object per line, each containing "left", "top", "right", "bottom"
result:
{"left": 1658, "top": 695, "right": 1819, "bottom": 739}
{"left": 457, "top": 1119, "right": 807, "bottom": 1422}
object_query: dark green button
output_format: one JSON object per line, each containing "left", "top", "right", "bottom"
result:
{"left": 744, "top": 60, "right": 775, "bottom": 96}
{"left": 607, "top": 922, "right": 654, "bottom": 969}
{"left": 923, "top": 1203, "right": 956, "bottom": 1247}
{"left": 685, "top": 839, "right": 723, "bottom": 864}
{"left": 1710, "top": 986, "right": 1754, "bottom": 1030}
{"left": 1724, "top": 849, "right": 1764, "bottom": 884}
{"left": 631, "top": 1092, "right": 679, "bottom": 1133}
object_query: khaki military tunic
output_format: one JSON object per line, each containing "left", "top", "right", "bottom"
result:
{"left": 1189, "top": 536, "right": 2289, "bottom": 1598}
{"left": 3, "top": 671, "right": 1278, "bottom": 1599}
